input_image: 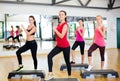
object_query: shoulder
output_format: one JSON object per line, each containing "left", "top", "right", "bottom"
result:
{"left": 64, "top": 22, "right": 68, "bottom": 26}
{"left": 63, "top": 22, "right": 68, "bottom": 27}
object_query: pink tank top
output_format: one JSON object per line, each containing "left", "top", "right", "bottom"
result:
{"left": 94, "top": 27, "right": 105, "bottom": 47}
{"left": 16, "top": 30, "right": 19, "bottom": 36}
{"left": 76, "top": 29, "right": 84, "bottom": 42}
{"left": 10, "top": 29, "right": 14, "bottom": 36}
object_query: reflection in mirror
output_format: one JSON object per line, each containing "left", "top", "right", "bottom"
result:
{"left": 0, "top": 14, "right": 107, "bottom": 44}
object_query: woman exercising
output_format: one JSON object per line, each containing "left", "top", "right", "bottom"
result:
{"left": 86, "top": 15, "right": 106, "bottom": 71}
{"left": 6, "top": 25, "right": 14, "bottom": 45}
{"left": 71, "top": 19, "right": 85, "bottom": 64}
{"left": 47, "top": 10, "right": 71, "bottom": 80}
{"left": 15, "top": 16, "right": 38, "bottom": 71}
{"left": 13, "top": 26, "right": 22, "bottom": 47}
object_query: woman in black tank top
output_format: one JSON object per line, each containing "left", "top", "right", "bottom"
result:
{"left": 15, "top": 16, "right": 38, "bottom": 72}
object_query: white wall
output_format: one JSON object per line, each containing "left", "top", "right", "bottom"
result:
{"left": 0, "top": 14, "right": 5, "bottom": 21}
{"left": 0, "top": 3, "right": 120, "bottom": 48}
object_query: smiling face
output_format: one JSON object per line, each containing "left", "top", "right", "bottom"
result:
{"left": 78, "top": 20, "right": 84, "bottom": 26}
{"left": 29, "top": 17, "right": 34, "bottom": 25}
{"left": 59, "top": 11, "right": 67, "bottom": 22}
{"left": 96, "top": 15, "right": 102, "bottom": 24}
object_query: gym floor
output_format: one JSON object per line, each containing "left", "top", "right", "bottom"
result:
{"left": 0, "top": 40, "right": 120, "bottom": 81}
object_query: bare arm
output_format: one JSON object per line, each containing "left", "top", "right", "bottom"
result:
{"left": 77, "top": 28, "right": 85, "bottom": 37}
{"left": 98, "top": 26, "right": 105, "bottom": 37}
{"left": 53, "top": 24, "right": 68, "bottom": 39}
{"left": 21, "top": 25, "right": 36, "bottom": 36}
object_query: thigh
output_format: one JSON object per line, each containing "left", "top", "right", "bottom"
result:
{"left": 7, "top": 36, "right": 12, "bottom": 39}
{"left": 30, "top": 41, "right": 38, "bottom": 56}
{"left": 88, "top": 43, "right": 98, "bottom": 52}
{"left": 72, "top": 41, "right": 79, "bottom": 50}
{"left": 48, "top": 46, "right": 62, "bottom": 58}
{"left": 17, "top": 42, "right": 29, "bottom": 53}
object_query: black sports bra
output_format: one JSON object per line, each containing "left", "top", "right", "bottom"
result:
{"left": 27, "top": 29, "right": 35, "bottom": 35}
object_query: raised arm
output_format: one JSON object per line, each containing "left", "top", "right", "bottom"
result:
{"left": 53, "top": 24, "right": 68, "bottom": 39}
{"left": 21, "top": 25, "right": 36, "bottom": 36}
{"left": 77, "top": 27, "right": 85, "bottom": 37}
{"left": 98, "top": 26, "right": 105, "bottom": 37}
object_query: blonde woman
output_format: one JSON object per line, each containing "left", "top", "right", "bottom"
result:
{"left": 86, "top": 15, "right": 106, "bottom": 71}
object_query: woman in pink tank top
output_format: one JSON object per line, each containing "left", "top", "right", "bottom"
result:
{"left": 13, "top": 26, "right": 22, "bottom": 47}
{"left": 86, "top": 15, "right": 106, "bottom": 71}
{"left": 6, "top": 25, "right": 14, "bottom": 45}
{"left": 70, "top": 19, "right": 85, "bottom": 64}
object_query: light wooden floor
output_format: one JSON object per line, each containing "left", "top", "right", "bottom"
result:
{"left": 0, "top": 48, "right": 120, "bottom": 81}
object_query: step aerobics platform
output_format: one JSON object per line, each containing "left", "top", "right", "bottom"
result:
{"left": 60, "top": 63, "right": 88, "bottom": 71}
{"left": 3, "top": 45, "right": 19, "bottom": 49}
{"left": 81, "top": 69, "right": 119, "bottom": 78}
{"left": 45, "top": 78, "right": 78, "bottom": 81}
{"left": 8, "top": 70, "right": 45, "bottom": 79}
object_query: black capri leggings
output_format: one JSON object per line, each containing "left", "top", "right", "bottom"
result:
{"left": 16, "top": 40, "right": 38, "bottom": 69}
{"left": 48, "top": 46, "right": 71, "bottom": 76}
{"left": 72, "top": 41, "right": 85, "bottom": 55}
{"left": 13, "top": 35, "right": 20, "bottom": 42}
{"left": 7, "top": 36, "right": 14, "bottom": 41}
{"left": 88, "top": 43, "right": 105, "bottom": 61}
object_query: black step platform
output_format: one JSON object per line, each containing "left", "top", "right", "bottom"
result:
{"left": 46, "top": 78, "right": 78, "bottom": 81}
{"left": 8, "top": 70, "right": 45, "bottom": 79}
{"left": 81, "top": 69, "right": 119, "bottom": 78}
{"left": 60, "top": 63, "right": 88, "bottom": 71}
{"left": 3, "top": 45, "right": 12, "bottom": 49}
{"left": 3, "top": 45, "right": 19, "bottom": 49}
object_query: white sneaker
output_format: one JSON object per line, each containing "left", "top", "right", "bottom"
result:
{"left": 86, "top": 65, "right": 93, "bottom": 71}
{"left": 46, "top": 75, "right": 54, "bottom": 80}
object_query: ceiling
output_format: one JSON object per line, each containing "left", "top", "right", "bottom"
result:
{"left": 0, "top": 0, "right": 120, "bottom": 10}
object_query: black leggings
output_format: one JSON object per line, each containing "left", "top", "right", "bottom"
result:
{"left": 48, "top": 46, "right": 71, "bottom": 76}
{"left": 72, "top": 41, "right": 85, "bottom": 55}
{"left": 7, "top": 36, "right": 14, "bottom": 41}
{"left": 16, "top": 40, "right": 38, "bottom": 69}
{"left": 88, "top": 43, "right": 105, "bottom": 61}
{"left": 13, "top": 35, "right": 20, "bottom": 42}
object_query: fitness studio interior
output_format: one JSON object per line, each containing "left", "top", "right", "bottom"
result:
{"left": 0, "top": 0, "right": 120, "bottom": 81}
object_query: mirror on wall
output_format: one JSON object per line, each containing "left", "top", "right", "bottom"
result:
{"left": 0, "top": 14, "right": 107, "bottom": 40}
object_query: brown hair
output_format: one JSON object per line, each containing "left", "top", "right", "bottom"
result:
{"left": 29, "top": 15, "right": 36, "bottom": 27}
{"left": 59, "top": 10, "right": 67, "bottom": 21}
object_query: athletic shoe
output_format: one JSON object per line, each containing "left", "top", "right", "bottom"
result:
{"left": 70, "top": 61, "right": 75, "bottom": 64}
{"left": 16, "top": 65, "right": 23, "bottom": 72}
{"left": 86, "top": 65, "right": 93, "bottom": 71}
{"left": 46, "top": 74, "right": 54, "bottom": 80}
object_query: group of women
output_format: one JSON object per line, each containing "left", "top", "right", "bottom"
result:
{"left": 6, "top": 25, "right": 23, "bottom": 47}
{"left": 14, "top": 10, "right": 106, "bottom": 80}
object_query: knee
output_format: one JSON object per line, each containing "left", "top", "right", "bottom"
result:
{"left": 47, "top": 54, "right": 53, "bottom": 61}
{"left": 16, "top": 50, "right": 20, "bottom": 55}
{"left": 47, "top": 54, "right": 51, "bottom": 60}
{"left": 101, "top": 57, "right": 105, "bottom": 61}
{"left": 81, "top": 51, "right": 84, "bottom": 55}
{"left": 88, "top": 50, "right": 92, "bottom": 57}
